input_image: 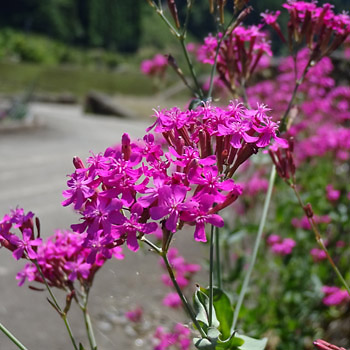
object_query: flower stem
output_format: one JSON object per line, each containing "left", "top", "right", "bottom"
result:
{"left": 291, "top": 185, "right": 350, "bottom": 296}
{"left": 32, "top": 260, "right": 78, "bottom": 350}
{"left": 232, "top": 165, "right": 276, "bottom": 331}
{"left": 81, "top": 293, "right": 97, "bottom": 350}
{"left": 0, "top": 322, "right": 29, "bottom": 350}
{"left": 179, "top": 38, "right": 203, "bottom": 99}
{"left": 215, "top": 226, "right": 222, "bottom": 289}
{"left": 162, "top": 252, "right": 207, "bottom": 338}
{"left": 209, "top": 224, "right": 215, "bottom": 327}
{"left": 140, "top": 237, "right": 162, "bottom": 254}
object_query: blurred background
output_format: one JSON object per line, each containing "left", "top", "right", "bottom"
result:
{"left": 0, "top": 0, "right": 349, "bottom": 101}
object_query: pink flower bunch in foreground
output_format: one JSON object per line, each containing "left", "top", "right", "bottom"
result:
{"left": 63, "top": 102, "right": 286, "bottom": 259}
{"left": 321, "top": 286, "right": 349, "bottom": 306}
{"left": 0, "top": 208, "right": 124, "bottom": 289}
{"left": 197, "top": 25, "right": 272, "bottom": 89}
{"left": 141, "top": 54, "right": 168, "bottom": 77}
{"left": 154, "top": 323, "right": 191, "bottom": 350}
{"left": 267, "top": 234, "right": 296, "bottom": 256}
{"left": 159, "top": 248, "right": 200, "bottom": 308}
{"left": 17, "top": 229, "right": 123, "bottom": 288}
{"left": 0, "top": 208, "right": 41, "bottom": 261}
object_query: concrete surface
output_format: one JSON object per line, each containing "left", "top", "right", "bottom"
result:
{"left": 0, "top": 103, "right": 206, "bottom": 350}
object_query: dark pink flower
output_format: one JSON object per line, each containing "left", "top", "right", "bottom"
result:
{"left": 111, "top": 203, "right": 157, "bottom": 251}
{"left": 8, "top": 228, "right": 42, "bottom": 260}
{"left": 322, "top": 286, "right": 349, "bottom": 306}
{"left": 125, "top": 307, "right": 143, "bottom": 322}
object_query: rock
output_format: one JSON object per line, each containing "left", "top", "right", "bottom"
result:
{"left": 84, "top": 91, "right": 138, "bottom": 118}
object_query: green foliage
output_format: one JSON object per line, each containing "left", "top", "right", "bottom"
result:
{"left": 0, "top": 0, "right": 143, "bottom": 53}
{"left": 193, "top": 287, "right": 267, "bottom": 350}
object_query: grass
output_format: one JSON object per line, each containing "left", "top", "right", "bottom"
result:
{"left": 0, "top": 62, "right": 158, "bottom": 98}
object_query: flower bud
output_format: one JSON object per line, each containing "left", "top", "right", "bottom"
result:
{"left": 167, "top": 0, "right": 181, "bottom": 29}
{"left": 73, "top": 156, "right": 85, "bottom": 169}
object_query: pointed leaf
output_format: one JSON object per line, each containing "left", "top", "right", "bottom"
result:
{"left": 194, "top": 337, "right": 216, "bottom": 350}
{"left": 79, "top": 343, "right": 86, "bottom": 350}
{"left": 203, "top": 288, "right": 234, "bottom": 340}
{"left": 193, "top": 286, "right": 220, "bottom": 328}
{"left": 236, "top": 334, "right": 267, "bottom": 350}
{"left": 217, "top": 333, "right": 244, "bottom": 350}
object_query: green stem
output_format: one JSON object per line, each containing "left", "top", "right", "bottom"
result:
{"left": 155, "top": 7, "right": 180, "bottom": 38}
{"left": 279, "top": 61, "right": 311, "bottom": 133}
{"left": 207, "top": 16, "right": 237, "bottom": 99}
{"left": 162, "top": 252, "right": 207, "bottom": 338}
{"left": 291, "top": 186, "right": 350, "bottom": 296}
{"left": 0, "top": 322, "right": 29, "bottom": 350}
{"left": 215, "top": 226, "right": 222, "bottom": 289}
{"left": 240, "top": 79, "right": 251, "bottom": 109}
{"left": 140, "top": 236, "right": 162, "bottom": 254}
{"left": 32, "top": 260, "right": 78, "bottom": 350}
{"left": 82, "top": 294, "right": 97, "bottom": 350}
{"left": 232, "top": 166, "right": 276, "bottom": 331}
{"left": 62, "top": 316, "right": 78, "bottom": 350}
{"left": 179, "top": 38, "right": 203, "bottom": 98}
{"left": 209, "top": 224, "right": 215, "bottom": 327}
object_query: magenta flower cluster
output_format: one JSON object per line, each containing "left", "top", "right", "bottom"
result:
{"left": 267, "top": 234, "right": 296, "bottom": 256}
{"left": 140, "top": 53, "right": 168, "bottom": 77}
{"left": 63, "top": 102, "right": 285, "bottom": 259}
{"left": 17, "top": 229, "right": 123, "bottom": 288}
{"left": 248, "top": 49, "right": 350, "bottom": 165}
{"left": 321, "top": 286, "right": 349, "bottom": 306}
{"left": 0, "top": 208, "right": 41, "bottom": 261}
{"left": 153, "top": 323, "right": 191, "bottom": 350}
{"left": 0, "top": 208, "right": 123, "bottom": 290}
{"left": 197, "top": 25, "right": 272, "bottom": 90}
{"left": 282, "top": 1, "right": 350, "bottom": 56}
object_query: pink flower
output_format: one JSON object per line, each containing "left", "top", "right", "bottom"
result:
{"left": 153, "top": 323, "right": 191, "bottom": 350}
{"left": 8, "top": 228, "right": 42, "bottom": 260}
{"left": 267, "top": 234, "right": 296, "bottom": 256}
{"left": 261, "top": 10, "right": 281, "bottom": 25}
{"left": 310, "top": 248, "right": 327, "bottom": 262}
{"left": 125, "top": 307, "right": 143, "bottom": 322}
{"left": 326, "top": 184, "right": 340, "bottom": 202}
{"left": 162, "top": 292, "right": 182, "bottom": 308}
{"left": 322, "top": 286, "right": 349, "bottom": 306}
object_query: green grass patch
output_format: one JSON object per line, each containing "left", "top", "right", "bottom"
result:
{"left": 0, "top": 62, "right": 157, "bottom": 97}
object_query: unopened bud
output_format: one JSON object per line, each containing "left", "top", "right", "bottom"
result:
{"left": 35, "top": 217, "right": 41, "bottom": 238}
{"left": 167, "top": 0, "right": 181, "bottom": 29}
{"left": 73, "top": 156, "right": 85, "bottom": 169}
{"left": 313, "top": 339, "right": 346, "bottom": 350}
{"left": 64, "top": 290, "right": 75, "bottom": 315}
{"left": 304, "top": 203, "right": 314, "bottom": 218}
{"left": 122, "top": 133, "right": 131, "bottom": 161}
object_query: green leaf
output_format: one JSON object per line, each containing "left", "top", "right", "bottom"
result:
{"left": 194, "top": 337, "right": 216, "bottom": 350}
{"left": 79, "top": 343, "right": 86, "bottom": 350}
{"left": 203, "top": 288, "right": 234, "bottom": 340}
{"left": 236, "top": 334, "right": 267, "bottom": 350}
{"left": 193, "top": 286, "right": 219, "bottom": 328}
{"left": 216, "top": 331, "right": 244, "bottom": 350}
